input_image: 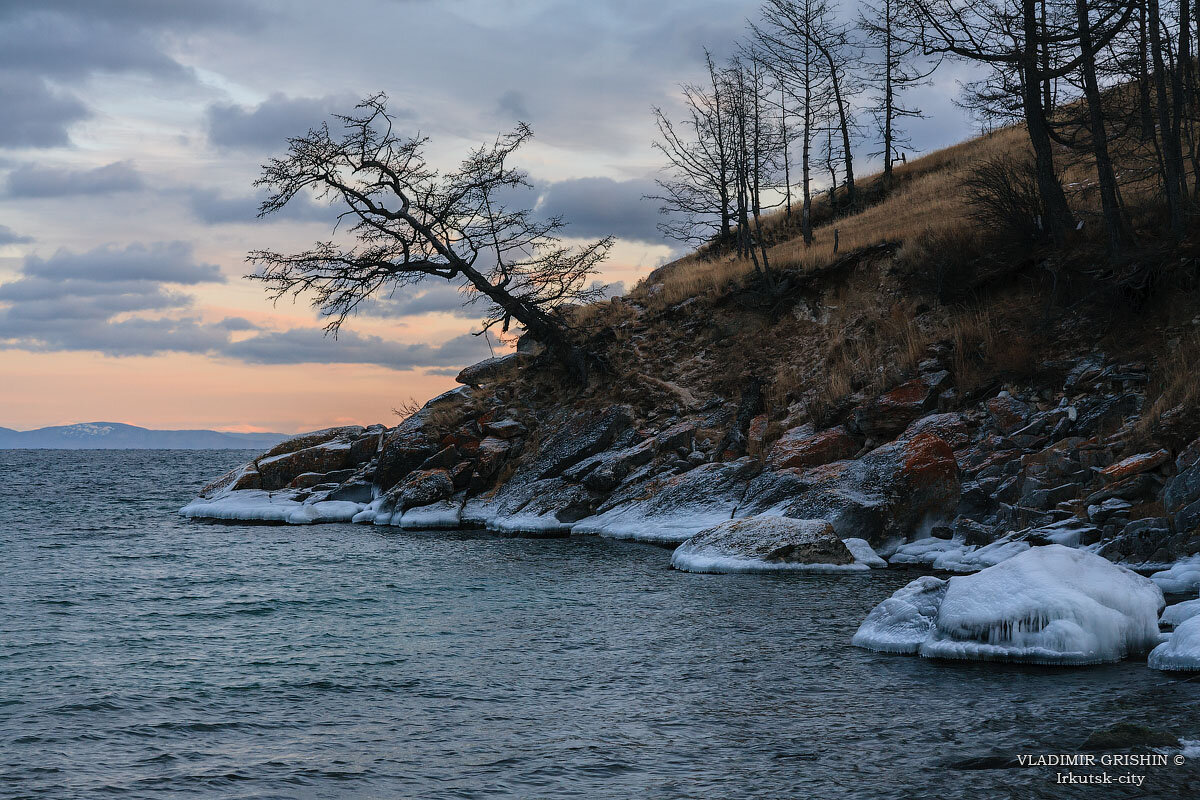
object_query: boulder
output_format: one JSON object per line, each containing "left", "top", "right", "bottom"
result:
{"left": 455, "top": 353, "right": 531, "bottom": 387}
{"left": 375, "top": 388, "right": 475, "bottom": 489}
{"left": 1148, "top": 614, "right": 1200, "bottom": 671}
{"left": 199, "top": 462, "right": 262, "bottom": 496}
{"left": 473, "top": 436, "right": 512, "bottom": 478}
{"left": 573, "top": 458, "right": 760, "bottom": 543}
{"left": 903, "top": 412, "right": 973, "bottom": 449}
{"left": 739, "top": 432, "right": 960, "bottom": 545}
{"left": 986, "top": 393, "right": 1031, "bottom": 435}
{"left": 854, "top": 378, "right": 939, "bottom": 439}
{"left": 857, "top": 545, "right": 1164, "bottom": 665}
{"left": 562, "top": 438, "right": 655, "bottom": 492}
{"left": 484, "top": 419, "right": 526, "bottom": 439}
{"left": 766, "top": 424, "right": 861, "bottom": 470}
{"left": 390, "top": 468, "right": 454, "bottom": 511}
{"left": 1164, "top": 462, "right": 1200, "bottom": 515}
{"left": 258, "top": 426, "right": 364, "bottom": 461}
{"left": 670, "top": 516, "right": 861, "bottom": 573}
{"left": 526, "top": 405, "right": 634, "bottom": 480}
{"left": 1099, "top": 449, "right": 1170, "bottom": 482}
{"left": 349, "top": 430, "right": 384, "bottom": 464}
{"left": 257, "top": 438, "right": 356, "bottom": 490}
{"left": 852, "top": 575, "right": 948, "bottom": 654}
{"left": 746, "top": 414, "right": 770, "bottom": 458}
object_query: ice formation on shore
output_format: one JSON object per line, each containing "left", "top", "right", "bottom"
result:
{"left": 1149, "top": 556, "right": 1200, "bottom": 595}
{"left": 851, "top": 576, "right": 948, "bottom": 654}
{"left": 1148, "top": 615, "right": 1200, "bottom": 671}
{"left": 180, "top": 491, "right": 363, "bottom": 525}
{"left": 1160, "top": 594, "right": 1200, "bottom": 629}
{"left": 854, "top": 545, "right": 1164, "bottom": 665}
{"left": 888, "top": 535, "right": 1030, "bottom": 572}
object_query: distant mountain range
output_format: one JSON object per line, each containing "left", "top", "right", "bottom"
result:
{"left": 0, "top": 422, "right": 288, "bottom": 450}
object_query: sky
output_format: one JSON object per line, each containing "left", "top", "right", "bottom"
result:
{"left": 0, "top": 0, "right": 977, "bottom": 433}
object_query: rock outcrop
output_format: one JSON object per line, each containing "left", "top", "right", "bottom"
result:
{"left": 671, "top": 516, "right": 865, "bottom": 573}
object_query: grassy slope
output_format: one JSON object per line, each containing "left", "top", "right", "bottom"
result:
{"left": 572, "top": 120, "right": 1200, "bottom": 447}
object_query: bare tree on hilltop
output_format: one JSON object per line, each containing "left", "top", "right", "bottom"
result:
{"left": 248, "top": 93, "right": 612, "bottom": 382}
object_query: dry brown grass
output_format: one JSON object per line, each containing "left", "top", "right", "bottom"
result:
{"left": 1138, "top": 332, "right": 1200, "bottom": 437}
{"left": 766, "top": 127, "right": 1028, "bottom": 272}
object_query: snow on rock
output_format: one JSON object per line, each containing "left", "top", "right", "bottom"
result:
{"left": 888, "top": 535, "right": 1030, "bottom": 573}
{"left": 842, "top": 537, "right": 887, "bottom": 568}
{"left": 573, "top": 460, "right": 757, "bottom": 543}
{"left": 919, "top": 546, "right": 1164, "bottom": 665}
{"left": 1148, "top": 615, "right": 1200, "bottom": 672}
{"left": 1149, "top": 556, "right": 1200, "bottom": 595}
{"left": 852, "top": 576, "right": 948, "bottom": 654}
{"left": 180, "top": 490, "right": 363, "bottom": 525}
{"left": 736, "top": 433, "right": 959, "bottom": 546}
{"left": 399, "top": 495, "right": 466, "bottom": 529}
{"left": 670, "top": 516, "right": 867, "bottom": 574}
{"left": 459, "top": 477, "right": 592, "bottom": 536}
{"left": 1160, "top": 598, "right": 1200, "bottom": 630}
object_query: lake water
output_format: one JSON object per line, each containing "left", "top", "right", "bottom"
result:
{"left": 2, "top": 449, "right": 1198, "bottom": 799}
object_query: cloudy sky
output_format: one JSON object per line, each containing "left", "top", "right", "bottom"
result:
{"left": 0, "top": 0, "right": 975, "bottom": 433}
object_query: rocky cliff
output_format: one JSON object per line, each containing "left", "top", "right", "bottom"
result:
{"left": 181, "top": 242, "right": 1200, "bottom": 599}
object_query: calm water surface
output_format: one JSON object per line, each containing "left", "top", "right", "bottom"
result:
{"left": 2, "top": 450, "right": 1198, "bottom": 799}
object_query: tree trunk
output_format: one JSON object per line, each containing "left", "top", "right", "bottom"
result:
{"left": 825, "top": 52, "right": 856, "bottom": 208}
{"left": 782, "top": 83, "right": 792, "bottom": 217}
{"left": 1139, "top": 3, "right": 1159, "bottom": 140}
{"left": 1075, "top": 0, "right": 1128, "bottom": 254}
{"left": 1150, "top": 0, "right": 1187, "bottom": 235}
{"left": 1021, "top": 0, "right": 1073, "bottom": 242}
{"left": 883, "top": 0, "right": 895, "bottom": 184}
{"left": 801, "top": 34, "right": 813, "bottom": 246}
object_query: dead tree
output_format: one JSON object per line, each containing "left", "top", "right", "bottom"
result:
{"left": 248, "top": 94, "right": 611, "bottom": 382}
{"left": 754, "top": 0, "right": 839, "bottom": 245}
{"left": 651, "top": 52, "right": 737, "bottom": 245}
{"left": 858, "top": 0, "right": 938, "bottom": 183}
{"left": 897, "top": 0, "right": 1135, "bottom": 244}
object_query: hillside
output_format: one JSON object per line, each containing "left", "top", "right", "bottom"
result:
{"left": 180, "top": 122, "right": 1200, "bottom": 621}
{"left": 0, "top": 422, "right": 287, "bottom": 450}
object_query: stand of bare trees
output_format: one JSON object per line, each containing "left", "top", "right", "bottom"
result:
{"left": 654, "top": 0, "right": 1199, "bottom": 266}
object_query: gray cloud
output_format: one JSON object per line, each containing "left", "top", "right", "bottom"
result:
{"left": 537, "top": 176, "right": 664, "bottom": 244}
{"left": 217, "top": 316, "right": 258, "bottom": 331}
{"left": 494, "top": 89, "right": 532, "bottom": 122}
{"left": 21, "top": 242, "right": 223, "bottom": 284}
{"left": 6, "top": 160, "right": 144, "bottom": 197}
{"left": 0, "top": 239, "right": 493, "bottom": 370}
{"left": 0, "top": 75, "right": 89, "bottom": 148}
{"left": 362, "top": 282, "right": 479, "bottom": 320}
{"left": 0, "top": 12, "right": 188, "bottom": 82}
{"left": 222, "top": 329, "right": 493, "bottom": 370}
{"left": 185, "top": 186, "right": 331, "bottom": 225}
{"left": 206, "top": 93, "right": 368, "bottom": 152}
{"left": 0, "top": 225, "right": 32, "bottom": 244}
{"left": 0, "top": 1, "right": 256, "bottom": 27}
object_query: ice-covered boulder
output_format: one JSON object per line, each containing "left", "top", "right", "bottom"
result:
{"left": 670, "top": 516, "right": 868, "bottom": 574}
{"left": 1149, "top": 556, "right": 1200, "bottom": 595}
{"left": 854, "top": 546, "right": 1164, "bottom": 666}
{"left": 1160, "top": 598, "right": 1200, "bottom": 630}
{"left": 852, "top": 576, "right": 948, "bottom": 654}
{"left": 180, "top": 490, "right": 363, "bottom": 525}
{"left": 1148, "top": 615, "right": 1200, "bottom": 672}
{"left": 888, "top": 534, "right": 1030, "bottom": 573}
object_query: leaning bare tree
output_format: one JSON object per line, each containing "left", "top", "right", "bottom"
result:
{"left": 248, "top": 94, "right": 612, "bottom": 382}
